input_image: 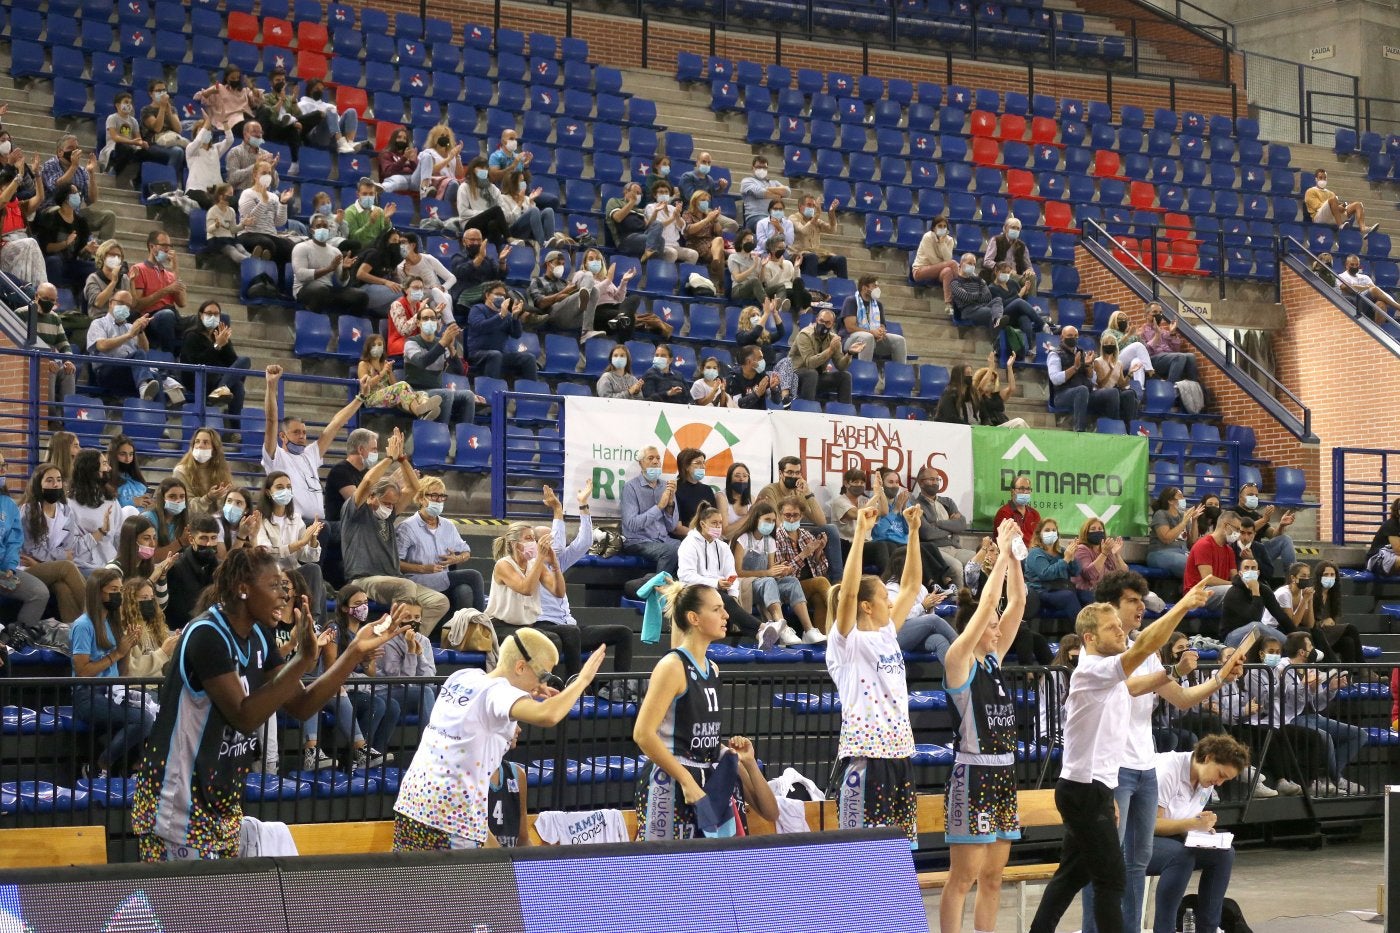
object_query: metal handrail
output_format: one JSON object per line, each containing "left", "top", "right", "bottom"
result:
{"left": 1275, "top": 236, "right": 1400, "bottom": 363}
{"left": 1079, "top": 218, "right": 1315, "bottom": 442}
{"left": 1119, "top": 0, "right": 1234, "bottom": 49}
{"left": 1330, "top": 447, "right": 1400, "bottom": 544}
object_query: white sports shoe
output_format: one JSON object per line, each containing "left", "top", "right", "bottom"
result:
{"left": 1274, "top": 778, "right": 1303, "bottom": 796}
{"left": 777, "top": 625, "right": 801, "bottom": 647}
{"left": 1333, "top": 777, "right": 1366, "bottom": 796}
{"left": 756, "top": 619, "right": 782, "bottom": 651}
{"left": 802, "top": 628, "right": 827, "bottom": 644}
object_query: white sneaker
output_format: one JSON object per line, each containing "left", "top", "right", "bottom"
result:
{"left": 208, "top": 386, "right": 233, "bottom": 401}
{"left": 337, "top": 137, "right": 358, "bottom": 153}
{"left": 1334, "top": 777, "right": 1366, "bottom": 795}
{"left": 139, "top": 380, "right": 160, "bottom": 401}
{"left": 756, "top": 619, "right": 782, "bottom": 651}
{"left": 162, "top": 378, "right": 186, "bottom": 406}
{"left": 1274, "top": 777, "right": 1303, "bottom": 796}
{"left": 802, "top": 628, "right": 827, "bottom": 644}
{"left": 302, "top": 747, "right": 333, "bottom": 771}
{"left": 777, "top": 625, "right": 801, "bottom": 647}
{"left": 581, "top": 329, "right": 607, "bottom": 342}
{"left": 1308, "top": 778, "right": 1337, "bottom": 797}
{"left": 1251, "top": 780, "right": 1278, "bottom": 799}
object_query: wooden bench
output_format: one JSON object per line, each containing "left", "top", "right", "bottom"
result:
{"left": 0, "top": 826, "right": 108, "bottom": 868}
{"left": 914, "top": 789, "right": 1063, "bottom": 933}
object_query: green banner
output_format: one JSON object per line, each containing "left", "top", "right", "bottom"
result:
{"left": 971, "top": 427, "right": 1150, "bottom": 536}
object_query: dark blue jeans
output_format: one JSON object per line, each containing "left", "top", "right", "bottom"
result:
{"left": 1147, "top": 836, "right": 1234, "bottom": 933}
{"left": 73, "top": 685, "right": 155, "bottom": 772}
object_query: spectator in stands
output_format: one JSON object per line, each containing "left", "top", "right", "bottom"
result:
{"left": 215, "top": 487, "right": 256, "bottom": 557}
{"left": 353, "top": 228, "right": 410, "bottom": 318}
{"left": 992, "top": 474, "right": 1038, "bottom": 545}
{"left": 140, "top": 477, "right": 191, "bottom": 564}
{"left": 735, "top": 297, "right": 786, "bottom": 371}
{"left": 341, "top": 429, "right": 450, "bottom": 633}
{"left": 1304, "top": 169, "right": 1376, "bottom": 234}
{"left": 1092, "top": 335, "right": 1141, "bottom": 427}
{"left": 416, "top": 125, "right": 464, "bottom": 202}
{"left": 1220, "top": 549, "right": 1294, "bottom": 644}
{"left": 379, "top": 127, "right": 421, "bottom": 195}
{"left": 1071, "top": 517, "right": 1124, "bottom": 597}
{"left": 484, "top": 522, "right": 579, "bottom": 675}
{"left": 740, "top": 156, "right": 791, "bottom": 231}
{"left": 597, "top": 344, "right": 642, "bottom": 399}
{"left": 789, "top": 194, "right": 845, "bottom": 278}
{"left": 404, "top": 310, "right": 480, "bottom": 428}
{"left": 28, "top": 284, "right": 75, "bottom": 414}
{"left": 129, "top": 230, "right": 186, "bottom": 355}
{"left": 17, "top": 464, "right": 88, "bottom": 622}
{"left": 752, "top": 456, "right": 843, "bottom": 575}
{"left": 730, "top": 502, "right": 818, "bottom": 647}
{"left": 67, "top": 451, "right": 121, "bottom": 575}
{"left": 641, "top": 180, "right": 692, "bottom": 265}
{"left": 345, "top": 177, "right": 396, "bottom": 247}
{"left": 1234, "top": 517, "right": 1279, "bottom": 588}
{"left": 722, "top": 463, "right": 754, "bottom": 531}
{"left": 1026, "top": 518, "right": 1092, "bottom": 624}
{"left": 528, "top": 249, "right": 597, "bottom": 334}
{"left": 1276, "top": 631, "right": 1368, "bottom": 795}
{"left": 753, "top": 198, "right": 795, "bottom": 261}
{"left": 164, "top": 515, "right": 221, "bottom": 630}
{"left": 678, "top": 502, "right": 767, "bottom": 645}
{"left": 912, "top": 466, "right": 971, "bottom": 588}
{"left": 179, "top": 301, "right": 250, "bottom": 418}
{"left": 0, "top": 158, "right": 48, "bottom": 287}
{"left": 68, "top": 568, "right": 155, "bottom": 778}
{"left": 728, "top": 229, "right": 766, "bottom": 304}
{"left": 194, "top": 66, "right": 259, "bottom": 137}
{"left": 223, "top": 122, "right": 279, "bottom": 196}
{"left": 297, "top": 78, "right": 361, "bottom": 154}
{"left": 358, "top": 334, "right": 442, "bottom": 419}
{"left": 108, "top": 514, "right": 174, "bottom": 609}
{"left": 398, "top": 475, "right": 485, "bottom": 614}
{"left": 642, "top": 343, "right": 688, "bottom": 404}
{"left": 204, "top": 183, "right": 251, "bottom": 263}
{"left": 86, "top": 290, "right": 183, "bottom": 405}
{"left": 760, "top": 236, "right": 810, "bottom": 311}
{"left": 934, "top": 363, "right": 976, "bottom": 424}
{"left": 453, "top": 158, "right": 511, "bottom": 247}
{"left": 1047, "top": 326, "right": 1122, "bottom": 432}
{"left": 107, "top": 435, "right": 152, "bottom": 510}
{"left": 1228, "top": 481, "right": 1297, "bottom": 572}
{"left": 572, "top": 248, "right": 642, "bottom": 341}
{"left": 682, "top": 191, "right": 728, "bottom": 285}
{"left": 1366, "top": 496, "right": 1400, "bottom": 574}
{"left": 1138, "top": 303, "right": 1201, "bottom": 384}
{"left": 251, "top": 67, "right": 307, "bottom": 168}
{"left": 988, "top": 262, "right": 1053, "bottom": 357}
{"left": 950, "top": 253, "right": 1000, "bottom": 331}
{"left": 670, "top": 448, "right": 717, "bottom": 535}
{"left": 466, "top": 282, "right": 539, "bottom": 383}
{"left": 261, "top": 363, "right": 366, "bottom": 524}
{"left": 1185, "top": 508, "right": 1240, "bottom": 608}
{"left": 877, "top": 546, "right": 953, "bottom": 659}
{"left": 171, "top": 427, "right": 233, "bottom": 515}
{"left": 139, "top": 78, "right": 188, "bottom": 177}
{"left": 1309, "top": 560, "right": 1363, "bottom": 664}
{"left": 85, "top": 240, "right": 130, "bottom": 320}
{"left": 183, "top": 118, "right": 236, "bottom": 211}
{"left": 235, "top": 168, "right": 294, "bottom": 271}
{"left": 120, "top": 574, "right": 180, "bottom": 679}
{"left": 323, "top": 428, "right": 379, "bottom": 529}
{"left": 1146, "top": 487, "right": 1203, "bottom": 578}
{"left": 307, "top": 191, "right": 349, "bottom": 246}
{"left": 679, "top": 152, "right": 733, "bottom": 221}
{"left": 790, "top": 309, "right": 860, "bottom": 404}
{"left": 398, "top": 235, "right": 456, "bottom": 313}
{"left": 1338, "top": 254, "right": 1400, "bottom": 319}
{"left": 451, "top": 229, "right": 510, "bottom": 313}
{"left": 292, "top": 213, "right": 369, "bottom": 315}
{"left": 388, "top": 275, "right": 438, "bottom": 356}
{"left": 487, "top": 128, "right": 550, "bottom": 206}
{"left": 620, "top": 445, "right": 683, "bottom": 574}
{"left": 251, "top": 470, "right": 325, "bottom": 627}
{"left": 867, "top": 469, "right": 910, "bottom": 574}
{"left": 728, "top": 344, "right": 775, "bottom": 410}
{"left": 1147, "top": 734, "right": 1249, "bottom": 933}
{"left": 376, "top": 596, "right": 439, "bottom": 733}
{"left": 841, "top": 275, "right": 907, "bottom": 364}
{"left": 1311, "top": 252, "right": 1338, "bottom": 287}
{"left": 982, "top": 216, "right": 1036, "bottom": 295}
{"left": 972, "top": 351, "right": 1027, "bottom": 428}
{"left": 41, "top": 136, "right": 114, "bottom": 242}
{"left": 1251, "top": 561, "right": 1314, "bottom": 647}
{"left": 99, "top": 91, "right": 175, "bottom": 184}
{"left": 1101, "top": 308, "right": 1152, "bottom": 392}
{"left": 501, "top": 169, "right": 561, "bottom": 246}
{"left": 605, "top": 181, "right": 651, "bottom": 257}
{"left": 911, "top": 217, "right": 958, "bottom": 301}
{"left": 690, "top": 355, "right": 733, "bottom": 407}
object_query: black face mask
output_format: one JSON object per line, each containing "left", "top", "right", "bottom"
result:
{"left": 62, "top": 150, "right": 77, "bottom": 162}
{"left": 1202, "top": 505, "right": 1221, "bottom": 521}
{"left": 310, "top": 89, "right": 324, "bottom": 101}
{"left": 883, "top": 484, "right": 901, "bottom": 497}
{"left": 36, "top": 298, "right": 55, "bottom": 313}
{"left": 1086, "top": 530, "right": 1106, "bottom": 545}
{"left": 1348, "top": 265, "right": 1360, "bottom": 274}
{"left": 848, "top": 485, "right": 866, "bottom": 497}
{"left": 1101, "top": 344, "right": 1117, "bottom": 356}
{"left": 772, "top": 249, "right": 785, "bottom": 259}
{"left": 1062, "top": 337, "right": 1078, "bottom": 350}
{"left": 813, "top": 324, "right": 829, "bottom": 340}
{"left": 731, "top": 481, "right": 750, "bottom": 497}
{"left": 464, "top": 243, "right": 480, "bottom": 255}
{"left": 103, "top": 592, "right": 122, "bottom": 613}
{"left": 139, "top": 599, "right": 158, "bottom": 622}
{"left": 40, "top": 488, "right": 64, "bottom": 504}
{"left": 436, "top": 135, "right": 451, "bottom": 147}
{"left": 272, "top": 81, "right": 285, "bottom": 92}
{"left": 1153, "top": 314, "right": 1167, "bottom": 324}
{"left": 118, "top": 460, "right": 136, "bottom": 473}
{"left": 739, "top": 240, "right": 754, "bottom": 253}
{"left": 227, "top": 78, "right": 243, "bottom": 89}
{"left": 393, "top": 139, "right": 409, "bottom": 152}
{"left": 781, "top": 476, "right": 799, "bottom": 490}
{"left": 194, "top": 545, "right": 218, "bottom": 565}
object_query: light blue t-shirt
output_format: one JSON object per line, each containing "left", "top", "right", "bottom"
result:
{"left": 69, "top": 612, "right": 119, "bottom": 678}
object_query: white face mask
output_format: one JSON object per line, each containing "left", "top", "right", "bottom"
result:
{"left": 374, "top": 504, "right": 394, "bottom": 521}
{"left": 870, "top": 287, "right": 881, "bottom": 302}
{"left": 1315, "top": 178, "right": 1327, "bottom": 190}
{"left": 962, "top": 264, "right": 977, "bottom": 276}
{"left": 505, "top": 139, "right": 518, "bottom": 152}
{"left": 1041, "top": 530, "right": 1059, "bottom": 546}
{"left": 1225, "top": 530, "right": 1240, "bottom": 544}
{"left": 753, "top": 167, "right": 768, "bottom": 180}
{"left": 191, "top": 448, "right": 212, "bottom": 464}
{"left": 369, "top": 344, "right": 384, "bottom": 359}
{"left": 105, "top": 255, "right": 122, "bottom": 270}
{"left": 258, "top": 174, "right": 273, "bottom": 189}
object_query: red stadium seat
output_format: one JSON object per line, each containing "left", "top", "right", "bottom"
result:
{"left": 1031, "top": 116, "right": 1061, "bottom": 146}
{"left": 227, "top": 11, "right": 259, "bottom": 43}
{"left": 1128, "top": 181, "right": 1159, "bottom": 212}
{"left": 297, "top": 21, "right": 329, "bottom": 52}
{"left": 1044, "top": 200, "right": 1076, "bottom": 232}
{"left": 263, "top": 17, "right": 294, "bottom": 47}
{"left": 1006, "top": 169, "right": 1036, "bottom": 199}
{"left": 971, "top": 137, "right": 1001, "bottom": 167}
{"left": 296, "top": 50, "right": 328, "bottom": 81}
{"left": 1093, "top": 150, "right": 1121, "bottom": 178}
{"left": 998, "top": 113, "right": 1027, "bottom": 142}
{"left": 336, "top": 85, "right": 369, "bottom": 118}
{"left": 1163, "top": 212, "right": 1194, "bottom": 241}
{"left": 970, "top": 110, "right": 997, "bottom": 138}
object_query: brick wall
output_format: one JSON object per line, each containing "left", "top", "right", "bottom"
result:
{"left": 1073, "top": 246, "right": 1321, "bottom": 501}
{"left": 0, "top": 332, "right": 33, "bottom": 497}
{"left": 346, "top": 0, "right": 1239, "bottom": 120}
{"left": 1068, "top": 0, "right": 1231, "bottom": 85}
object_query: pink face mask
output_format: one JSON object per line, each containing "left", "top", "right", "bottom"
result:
{"left": 137, "top": 545, "right": 157, "bottom": 561}
{"left": 519, "top": 541, "right": 539, "bottom": 560}
{"left": 706, "top": 526, "right": 725, "bottom": 540}
{"left": 349, "top": 603, "right": 370, "bottom": 621}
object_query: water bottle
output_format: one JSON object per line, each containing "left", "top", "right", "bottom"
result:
{"left": 1182, "top": 908, "right": 1196, "bottom": 933}
{"left": 1010, "top": 535, "right": 1029, "bottom": 562}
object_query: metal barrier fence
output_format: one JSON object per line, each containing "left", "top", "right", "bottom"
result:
{"left": 1331, "top": 447, "right": 1400, "bottom": 546}
{"left": 3, "top": 661, "right": 1394, "bottom": 860}
{"left": 1240, "top": 50, "right": 1359, "bottom": 147}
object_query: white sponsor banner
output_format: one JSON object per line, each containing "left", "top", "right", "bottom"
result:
{"left": 563, "top": 397, "right": 774, "bottom": 519}
{"left": 767, "top": 410, "right": 975, "bottom": 518}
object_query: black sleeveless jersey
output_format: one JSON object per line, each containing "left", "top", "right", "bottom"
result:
{"left": 946, "top": 653, "right": 1018, "bottom": 758}
{"left": 488, "top": 761, "right": 525, "bottom": 847}
{"left": 658, "top": 647, "right": 723, "bottom": 765}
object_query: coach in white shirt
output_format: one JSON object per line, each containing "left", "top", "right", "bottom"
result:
{"left": 1145, "top": 736, "right": 1250, "bottom": 933}
{"left": 261, "top": 363, "right": 366, "bottom": 523}
{"left": 1082, "top": 572, "right": 1244, "bottom": 933}
{"left": 1027, "top": 580, "right": 1212, "bottom": 933}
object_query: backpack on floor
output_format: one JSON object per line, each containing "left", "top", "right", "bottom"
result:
{"left": 1176, "top": 894, "right": 1252, "bottom": 933}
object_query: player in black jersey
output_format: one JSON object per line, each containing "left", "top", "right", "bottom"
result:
{"left": 940, "top": 519, "right": 1027, "bottom": 933}
{"left": 633, "top": 582, "right": 777, "bottom": 840}
{"left": 488, "top": 726, "right": 529, "bottom": 847}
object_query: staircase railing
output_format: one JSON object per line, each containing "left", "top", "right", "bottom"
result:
{"left": 1331, "top": 447, "right": 1400, "bottom": 545}
{"left": 1079, "top": 219, "right": 1316, "bottom": 442}
{"left": 1277, "top": 236, "right": 1400, "bottom": 363}
{"left": 492, "top": 391, "right": 565, "bottom": 519}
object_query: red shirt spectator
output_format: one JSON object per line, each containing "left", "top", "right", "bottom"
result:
{"left": 1184, "top": 533, "right": 1236, "bottom": 588}
{"left": 995, "top": 500, "right": 1040, "bottom": 545}
{"left": 1391, "top": 667, "right": 1398, "bottom": 730}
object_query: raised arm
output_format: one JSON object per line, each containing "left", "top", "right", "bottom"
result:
{"left": 511, "top": 647, "right": 606, "bottom": 727}
{"left": 996, "top": 524, "right": 1027, "bottom": 663}
{"left": 262, "top": 364, "right": 282, "bottom": 459}
{"left": 1120, "top": 580, "right": 1211, "bottom": 676}
{"left": 315, "top": 387, "right": 367, "bottom": 458}
{"left": 945, "top": 520, "right": 1016, "bottom": 683}
{"left": 352, "top": 430, "right": 402, "bottom": 506}
{"left": 888, "top": 506, "right": 925, "bottom": 629}
{"left": 834, "top": 506, "right": 879, "bottom": 638}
